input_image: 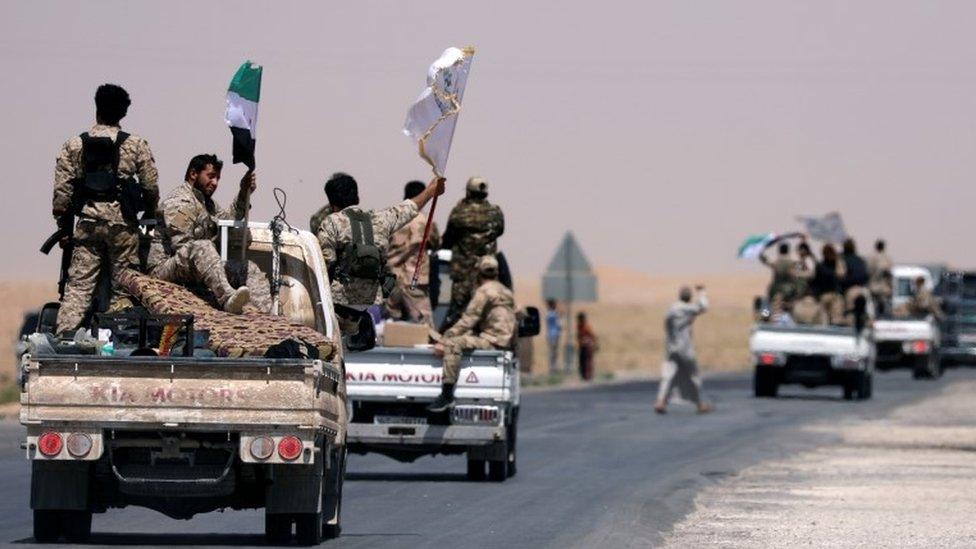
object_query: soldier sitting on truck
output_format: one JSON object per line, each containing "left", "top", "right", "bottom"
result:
{"left": 907, "top": 276, "right": 943, "bottom": 320}
{"left": 428, "top": 256, "right": 516, "bottom": 412}
{"left": 145, "top": 154, "right": 265, "bottom": 313}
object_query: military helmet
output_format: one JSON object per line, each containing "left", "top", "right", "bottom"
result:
{"left": 477, "top": 255, "right": 499, "bottom": 277}
{"left": 466, "top": 176, "right": 488, "bottom": 195}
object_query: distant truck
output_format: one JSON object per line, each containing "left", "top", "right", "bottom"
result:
{"left": 750, "top": 297, "right": 875, "bottom": 400}
{"left": 937, "top": 271, "right": 976, "bottom": 365}
{"left": 874, "top": 266, "right": 942, "bottom": 379}
{"left": 20, "top": 223, "right": 347, "bottom": 545}
{"left": 345, "top": 251, "right": 539, "bottom": 482}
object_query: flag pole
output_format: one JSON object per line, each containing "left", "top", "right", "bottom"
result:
{"left": 410, "top": 168, "right": 441, "bottom": 290}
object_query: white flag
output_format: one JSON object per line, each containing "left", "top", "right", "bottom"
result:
{"left": 403, "top": 47, "right": 475, "bottom": 176}
{"left": 796, "top": 212, "right": 849, "bottom": 244}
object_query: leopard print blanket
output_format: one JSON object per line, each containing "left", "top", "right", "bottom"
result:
{"left": 117, "top": 269, "right": 334, "bottom": 359}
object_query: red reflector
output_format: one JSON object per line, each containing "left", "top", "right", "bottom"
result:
{"left": 760, "top": 353, "right": 778, "bottom": 365}
{"left": 913, "top": 341, "right": 929, "bottom": 354}
{"left": 277, "top": 436, "right": 303, "bottom": 461}
{"left": 38, "top": 431, "right": 63, "bottom": 457}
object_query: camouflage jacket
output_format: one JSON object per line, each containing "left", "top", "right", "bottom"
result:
{"left": 867, "top": 252, "right": 893, "bottom": 294}
{"left": 147, "top": 182, "right": 246, "bottom": 269}
{"left": 310, "top": 204, "right": 330, "bottom": 234}
{"left": 53, "top": 124, "right": 159, "bottom": 226}
{"left": 317, "top": 200, "right": 419, "bottom": 306}
{"left": 441, "top": 198, "right": 504, "bottom": 276}
{"left": 445, "top": 279, "right": 516, "bottom": 347}
{"left": 387, "top": 213, "right": 440, "bottom": 286}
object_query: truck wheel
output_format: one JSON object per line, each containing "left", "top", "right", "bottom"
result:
{"left": 912, "top": 354, "right": 935, "bottom": 380}
{"left": 506, "top": 421, "right": 518, "bottom": 478}
{"left": 61, "top": 510, "right": 92, "bottom": 543}
{"left": 33, "top": 510, "right": 63, "bottom": 543}
{"left": 489, "top": 438, "right": 509, "bottom": 482}
{"left": 322, "top": 446, "right": 345, "bottom": 540}
{"left": 295, "top": 512, "right": 323, "bottom": 546}
{"left": 843, "top": 382, "right": 856, "bottom": 400}
{"left": 858, "top": 373, "right": 873, "bottom": 400}
{"left": 265, "top": 513, "right": 292, "bottom": 544}
{"left": 753, "top": 369, "right": 778, "bottom": 398}
{"left": 467, "top": 458, "right": 486, "bottom": 481}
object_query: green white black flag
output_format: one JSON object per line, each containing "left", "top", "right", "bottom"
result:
{"left": 225, "top": 61, "right": 262, "bottom": 170}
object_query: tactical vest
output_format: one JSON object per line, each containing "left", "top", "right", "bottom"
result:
{"left": 73, "top": 132, "right": 146, "bottom": 222}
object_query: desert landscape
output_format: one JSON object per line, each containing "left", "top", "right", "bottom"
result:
{"left": 0, "top": 268, "right": 766, "bottom": 400}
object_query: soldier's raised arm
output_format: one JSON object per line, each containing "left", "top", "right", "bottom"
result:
{"left": 221, "top": 171, "right": 256, "bottom": 220}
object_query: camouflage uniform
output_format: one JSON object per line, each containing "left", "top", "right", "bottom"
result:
{"left": 908, "top": 286, "right": 943, "bottom": 320}
{"left": 867, "top": 250, "right": 894, "bottom": 311}
{"left": 766, "top": 256, "right": 797, "bottom": 312}
{"left": 146, "top": 182, "right": 272, "bottom": 312}
{"left": 440, "top": 278, "right": 516, "bottom": 384}
{"left": 384, "top": 213, "right": 440, "bottom": 324}
{"left": 317, "top": 200, "right": 419, "bottom": 308}
{"left": 53, "top": 124, "right": 159, "bottom": 334}
{"left": 310, "top": 204, "right": 330, "bottom": 234}
{"left": 441, "top": 184, "right": 504, "bottom": 325}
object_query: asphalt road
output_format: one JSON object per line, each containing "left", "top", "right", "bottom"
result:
{"left": 0, "top": 367, "right": 965, "bottom": 548}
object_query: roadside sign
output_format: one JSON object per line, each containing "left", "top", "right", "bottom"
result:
{"left": 542, "top": 232, "right": 598, "bottom": 374}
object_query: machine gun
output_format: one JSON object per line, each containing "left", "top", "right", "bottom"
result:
{"left": 40, "top": 213, "right": 75, "bottom": 299}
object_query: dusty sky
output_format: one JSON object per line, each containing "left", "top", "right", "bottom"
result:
{"left": 3, "top": 1, "right": 976, "bottom": 282}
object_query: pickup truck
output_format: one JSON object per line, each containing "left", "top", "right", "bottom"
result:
{"left": 345, "top": 251, "right": 538, "bottom": 482}
{"left": 873, "top": 266, "right": 941, "bottom": 379}
{"left": 751, "top": 303, "right": 875, "bottom": 400}
{"left": 20, "top": 222, "right": 348, "bottom": 545}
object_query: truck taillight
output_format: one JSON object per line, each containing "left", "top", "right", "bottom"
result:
{"left": 66, "top": 433, "right": 92, "bottom": 457}
{"left": 38, "top": 431, "right": 62, "bottom": 457}
{"left": 913, "top": 340, "right": 929, "bottom": 354}
{"left": 277, "top": 436, "right": 303, "bottom": 460}
{"left": 757, "top": 352, "right": 786, "bottom": 366}
{"left": 249, "top": 437, "right": 275, "bottom": 460}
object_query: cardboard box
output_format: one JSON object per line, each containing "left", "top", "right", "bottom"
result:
{"left": 383, "top": 321, "right": 431, "bottom": 347}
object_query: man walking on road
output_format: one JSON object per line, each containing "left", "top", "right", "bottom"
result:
{"left": 655, "top": 285, "right": 713, "bottom": 414}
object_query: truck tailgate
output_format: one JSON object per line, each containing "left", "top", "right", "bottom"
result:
{"left": 344, "top": 347, "right": 514, "bottom": 401}
{"left": 22, "top": 355, "right": 343, "bottom": 431}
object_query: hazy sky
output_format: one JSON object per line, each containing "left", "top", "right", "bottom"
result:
{"left": 3, "top": 1, "right": 976, "bottom": 282}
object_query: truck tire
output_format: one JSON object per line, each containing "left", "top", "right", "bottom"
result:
{"left": 857, "top": 373, "right": 873, "bottom": 400}
{"left": 506, "top": 420, "right": 518, "bottom": 478}
{"left": 61, "top": 510, "right": 92, "bottom": 543}
{"left": 33, "top": 510, "right": 62, "bottom": 543}
{"left": 322, "top": 445, "right": 345, "bottom": 540}
{"left": 295, "top": 511, "right": 323, "bottom": 546}
{"left": 843, "top": 381, "right": 856, "bottom": 400}
{"left": 912, "top": 353, "right": 937, "bottom": 380}
{"left": 489, "top": 438, "right": 509, "bottom": 482}
{"left": 265, "top": 513, "right": 292, "bottom": 544}
{"left": 753, "top": 369, "right": 778, "bottom": 398}
{"left": 467, "top": 458, "right": 486, "bottom": 481}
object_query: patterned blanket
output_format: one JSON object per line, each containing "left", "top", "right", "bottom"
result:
{"left": 118, "top": 269, "right": 335, "bottom": 359}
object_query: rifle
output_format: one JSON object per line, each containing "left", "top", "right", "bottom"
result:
{"left": 40, "top": 213, "right": 75, "bottom": 299}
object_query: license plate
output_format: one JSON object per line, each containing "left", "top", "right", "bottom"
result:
{"left": 374, "top": 415, "right": 427, "bottom": 425}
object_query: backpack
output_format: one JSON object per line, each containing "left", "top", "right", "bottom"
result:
{"left": 73, "top": 132, "right": 146, "bottom": 222}
{"left": 339, "top": 209, "right": 385, "bottom": 281}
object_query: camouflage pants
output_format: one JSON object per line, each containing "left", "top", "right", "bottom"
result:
{"left": 819, "top": 292, "right": 846, "bottom": 325}
{"left": 443, "top": 273, "right": 476, "bottom": 330}
{"left": 385, "top": 283, "right": 433, "bottom": 325}
{"left": 149, "top": 240, "right": 272, "bottom": 313}
{"left": 441, "top": 334, "right": 494, "bottom": 384}
{"left": 56, "top": 220, "right": 139, "bottom": 334}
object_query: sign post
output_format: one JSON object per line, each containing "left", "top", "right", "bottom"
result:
{"left": 542, "top": 232, "right": 598, "bottom": 374}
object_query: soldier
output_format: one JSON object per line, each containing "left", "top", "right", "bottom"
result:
{"left": 868, "top": 239, "right": 893, "bottom": 315}
{"left": 317, "top": 173, "right": 444, "bottom": 334}
{"left": 439, "top": 176, "right": 504, "bottom": 331}
{"left": 759, "top": 242, "right": 796, "bottom": 312}
{"left": 384, "top": 180, "right": 441, "bottom": 324}
{"left": 146, "top": 154, "right": 267, "bottom": 313}
{"left": 428, "top": 256, "right": 516, "bottom": 412}
{"left": 53, "top": 84, "right": 159, "bottom": 335}
{"left": 654, "top": 285, "right": 713, "bottom": 414}
{"left": 309, "top": 181, "right": 331, "bottom": 234}
{"left": 907, "top": 276, "right": 943, "bottom": 320}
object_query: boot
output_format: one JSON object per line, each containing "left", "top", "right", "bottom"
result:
{"left": 427, "top": 383, "right": 456, "bottom": 412}
{"left": 223, "top": 286, "right": 251, "bottom": 314}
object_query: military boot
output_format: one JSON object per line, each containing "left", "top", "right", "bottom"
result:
{"left": 426, "top": 383, "right": 456, "bottom": 412}
{"left": 223, "top": 286, "right": 251, "bottom": 314}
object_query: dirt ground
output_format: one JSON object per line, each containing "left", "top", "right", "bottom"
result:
{"left": 515, "top": 266, "right": 765, "bottom": 377}
{"left": 663, "top": 380, "right": 976, "bottom": 548}
{"left": 0, "top": 281, "right": 55, "bottom": 387}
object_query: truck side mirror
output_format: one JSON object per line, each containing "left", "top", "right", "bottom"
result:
{"left": 518, "top": 307, "right": 541, "bottom": 338}
{"left": 37, "top": 302, "right": 60, "bottom": 335}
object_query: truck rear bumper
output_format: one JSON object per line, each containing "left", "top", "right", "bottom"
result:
{"left": 347, "top": 422, "right": 505, "bottom": 447}
{"left": 760, "top": 366, "right": 863, "bottom": 388}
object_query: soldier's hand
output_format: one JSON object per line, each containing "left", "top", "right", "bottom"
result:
{"left": 58, "top": 236, "right": 70, "bottom": 249}
{"left": 433, "top": 343, "right": 445, "bottom": 357}
{"left": 240, "top": 171, "right": 257, "bottom": 194}
{"left": 429, "top": 176, "right": 446, "bottom": 197}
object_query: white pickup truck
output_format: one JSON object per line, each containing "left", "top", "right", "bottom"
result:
{"left": 20, "top": 223, "right": 347, "bottom": 545}
{"left": 874, "top": 266, "right": 942, "bottom": 379}
{"left": 751, "top": 320, "right": 875, "bottom": 400}
{"left": 345, "top": 252, "right": 538, "bottom": 482}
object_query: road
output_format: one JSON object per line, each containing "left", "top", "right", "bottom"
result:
{"left": 0, "top": 367, "right": 965, "bottom": 548}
